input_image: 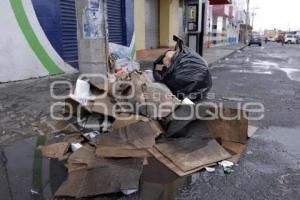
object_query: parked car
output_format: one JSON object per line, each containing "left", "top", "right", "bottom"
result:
{"left": 296, "top": 35, "right": 300, "bottom": 44}
{"left": 285, "top": 34, "right": 297, "bottom": 44}
{"left": 249, "top": 35, "right": 262, "bottom": 46}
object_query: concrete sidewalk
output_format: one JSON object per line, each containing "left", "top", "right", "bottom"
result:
{"left": 203, "top": 43, "right": 246, "bottom": 66}
{"left": 138, "top": 43, "right": 246, "bottom": 70}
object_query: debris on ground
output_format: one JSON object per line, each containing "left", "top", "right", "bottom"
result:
{"left": 205, "top": 167, "right": 216, "bottom": 173}
{"left": 30, "top": 188, "right": 40, "bottom": 195}
{"left": 37, "top": 36, "right": 257, "bottom": 198}
{"left": 219, "top": 160, "right": 235, "bottom": 174}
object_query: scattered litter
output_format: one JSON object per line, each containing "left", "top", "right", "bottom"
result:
{"left": 69, "top": 79, "right": 96, "bottom": 105}
{"left": 54, "top": 132, "right": 66, "bottom": 138}
{"left": 205, "top": 167, "right": 216, "bottom": 173}
{"left": 219, "top": 160, "right": 234, "bottom": 174}
{"left": 222, "top": 96, "right": 244, "bottom": 102}
{"left": 37, "top": 35, "right": 254, "bottom": 198}
{"left": 30, "top": 188, "right": 40, "bottom": 195}
{"left": 223, "top": 166, "right": 234, "bottom": 174}
{"left": 114, "top": 58, "right": 140, "bottom": 74}
{"left": 219, "top": 160, "right": 234, "bottom": 168}
{"left": 71, "top": 143, "right": 82, "bottom": 152}
{"left": 248, "top": 125, "right": 258, "bottom": 137}
{"left": 247, "top": 150, "right": 253, "bottom": 155}
{"left": 121, "top": 189, "right": 139, "bottom": 195}
{"left": 182, "top": 98, "right": 195, "bottom": 105}
{"left": 83, "top": 130, "right": 100, "bottom": 139}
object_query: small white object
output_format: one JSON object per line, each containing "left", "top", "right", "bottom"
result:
{"left": 219, "top": 160, "right": 234, "bottom": 168}
{"left": 247, "top": 151, "right": 253, "bottom": 155}
{"left": 182, "top": 98, "right": 194, "bottom": 105}
{"left": 30, "top": 188, "right": 39, "bottom": 195}
{"left": 70, "top": 79, "right": 96, "bottom": 105}
{"left": 121, "top": 189, "right": 138, "bottom": 195}
{"left": 71, "top": 143, "right": 82, "bottom": 152}
{"left": 84, "top": 131, "right": 100, "bottom": 139}
{"left": 205, "top": 167, "right": 216, "bottom": 172}
{"left": 74, "top": 79, "right": 92, "bottom": 98}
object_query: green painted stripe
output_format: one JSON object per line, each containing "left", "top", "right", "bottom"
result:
{"left": 10, "top": 0, "right": 63, "bottom": 75}
{"left": 130, "top": 43, "right": 136, "bottom": 60}
{"left": 32, "top": 136, "right": 46, "bottom": 200}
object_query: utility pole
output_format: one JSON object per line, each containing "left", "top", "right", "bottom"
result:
{"left": 75, "top": 0, "right": 109, "bottom": 84}
{"left": 251, "top": 12, "right": 255, "bottom": 31}
{"left": 245, "top": 0, "right": 250, "bottom": 44}
{"left": 251, "top": 7, "right": 259, "bottom": 33}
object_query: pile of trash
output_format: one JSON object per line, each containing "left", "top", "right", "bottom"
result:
{"left": 38, "top": 37, "right": 256, "bottom": 198}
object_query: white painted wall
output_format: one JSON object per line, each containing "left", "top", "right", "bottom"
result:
{"left": 0, "top": 0, "right": 76, "bottom": 83}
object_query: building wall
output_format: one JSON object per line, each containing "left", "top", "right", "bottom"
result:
{"left": 135, "top": 0, "right": 180, "bottom": 50}
{"left": 31, "top": 0, "right": 63, "bottom": 56}
{"left": 134, "top": 0, "right": 146, "bottom": 50}
{"left": 208, "top": 2, "right": 243, "bottom": 47}
{"left": 159, "top": 0, "right": 170, "bottom": 47}
{"left": 168, "top": 0, "right": 180, "bottom": 47}
{"left": 0, "top": 0, "right": 75, "bottom": 82}
{"left": 145, "top": 0, "right": 160, "bottom": 49}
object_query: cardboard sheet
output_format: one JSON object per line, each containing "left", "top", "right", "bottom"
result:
{"left": 207, "top": 107, "right": 248, "bottom": 144}
{"left": 96, "top": 146, "right": 151, "bottom": 158}
{"left": 155, "top": 138, "right": 231, "bottom": 172}
{"left": 148, "top": 148, "right": 214, "bottom": 177}
{"left": 96, "top": 121, "right": 157, "bottom": 150}
{"left": 56, "top": 157, "right": 143, "bottom": 198}
{"left": 222, "top": 141, "right": 246, "bottom": 163}
{"left": 111, "top": 113, "right": 149, "bottom": 129}
{"left": 41, "top": 142, "right": 70, "bottom": 159}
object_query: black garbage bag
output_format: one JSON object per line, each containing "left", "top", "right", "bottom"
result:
{"left": 153, "top": 36, "right": 212, "bottom": 101}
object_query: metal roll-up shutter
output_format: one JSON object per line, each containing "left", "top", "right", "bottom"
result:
{"left": 107, "top": 0, "right": 125, "bottom": 45}
{"left": 60, "top": 0, "right": 78, "bottom": 68}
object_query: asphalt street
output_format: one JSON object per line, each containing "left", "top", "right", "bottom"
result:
{"left": 0, "top": 42, "right": 300, "bottom": 200}
{"left": 179, "top": 42, "right": 300, "bottom": 200}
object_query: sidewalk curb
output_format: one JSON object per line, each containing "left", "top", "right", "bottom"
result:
{"left": 208, "top": 45, "right": 247, "bottom": 68}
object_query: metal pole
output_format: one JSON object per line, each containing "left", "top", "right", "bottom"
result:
{"left": 251, "top": 12, "right": 255, "bottom": 31}
{"left": 245, "top": 0, "right": 250, "bottom": 44}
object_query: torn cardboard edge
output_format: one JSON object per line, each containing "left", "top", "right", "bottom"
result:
{"left": 55, "top": 157, "right": 144, "bottom": 198}
{"left": 148, "top": 148, "right": 215, "bottom": 177}
{"left": 154, "top": 138, "right": 232, "bottom": 172}
{"left": 40, "top": 142, "right": 70, "bottom": 159}
{"left": 96, "top": 147, "right": 151, "bottom": 158}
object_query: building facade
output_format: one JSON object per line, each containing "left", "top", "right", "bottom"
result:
{"left": 206, "top": 0, "right": 246, "bottom": 47}
{"left": 1, "top": 0, "right": 237, "bottom": 82}
{"left": 31, "top": 0, "right": 134, "bottom": 68}
{"left": 17, "top": 0, "right": 239, "bottom": 64}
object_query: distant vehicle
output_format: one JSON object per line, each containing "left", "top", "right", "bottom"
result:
{"left": 275, "top": 34, "right": 285, "bottom": 43}
{"left": 285, "top": 34, "right": 297, "bottom": 44}
{"left": 268, "top": 36, "right": 276, "bottom": 42}
{"left": 297, "top": 36, "right": 300, "bottom": 44}
{"left": 249, "top": 35, "right": 262, "bottom": 46}
{"left": 296, "top": 34, "right": 300, "bottom": 44}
